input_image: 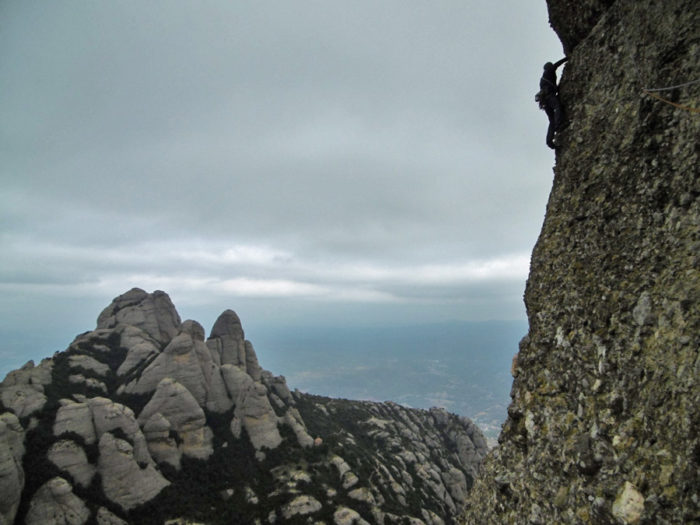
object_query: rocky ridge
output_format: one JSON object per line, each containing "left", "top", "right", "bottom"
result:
{"left": 463, "top": 1, "right": 698, "bottom": 524}
{"left": 0, "top": 288, "right": 487, "bottom": 524}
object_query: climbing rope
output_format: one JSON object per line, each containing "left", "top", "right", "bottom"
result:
{"left": 643, "top": 78, "right": 700, "bottom": 92}
{"left": 642, "top": 89, "right": 700, "bottom": 114}
{"left": 641, "top": 78, "right": 700, "bottom": 114}
{"left": 626, "top": 9, "right": 699, "bottom": 115}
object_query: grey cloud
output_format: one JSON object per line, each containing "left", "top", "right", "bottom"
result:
{"left": 1, "top": 1, "right": 562, "bottom": 376}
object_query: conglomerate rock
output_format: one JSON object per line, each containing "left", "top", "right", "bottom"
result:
{"left": 53, "top": 397, "right": 153, "bottom": 467}
{"left": 95, "top": 507, "right": 129, "bottom": 525}
{"left": 463, "top": 1, "right": 699, "bottom": 523}
{"left": 114, "top": 325, "right": 160, "bottom": 377}
{"left": 96, "top": 288, "right": 181, "bottom": 347}
{"left": 47, "top": 440, "right": 95, "bottom": 488}
{"left": 0, "top": 412, "right": 25, "bottom": 525}
{"left": 138, "top": 377, "right": 214, "bottom": 465}
{"left": 25, "top": 477, "right": 90, "bottom": 525}
{"left": 53, "top": 400, "right": 96, "bottom": 444}
{"left": 97, "top": 433, "right": 170, "bottom": 511}
{"left": 207, "top": 310, "right": 263, "bottom": 381}
{"left": 4, "top": 289, "right": 487, "bottom": 523}
{"left": 231, "top": 381, "right": 283, "bottom": 452}
{"left": 545, "top": 0, "right": 615, "bottom": 54}
{"left": 0, "top": 359, "right": 53, "bottom": 419}
{"left": 89, "top": 397, "right": 152, "bottom": 466}
{"left": 122, "top": 330, "right": 232, "bottom": 414}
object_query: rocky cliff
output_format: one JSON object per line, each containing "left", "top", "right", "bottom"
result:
{"left": 0, "top": 288, "right": 487, "bottom": 524}
{"left": 463, "top": 1, "right": 699, "bottom": 524}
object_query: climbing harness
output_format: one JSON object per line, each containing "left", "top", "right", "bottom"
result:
{"left": 535, "top": 91, "right": 547, "bottom": 110}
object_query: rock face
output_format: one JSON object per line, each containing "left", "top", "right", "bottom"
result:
{"left": 97, "top": 433, "right": 170, "bottom": 511}
{"left": 0, "top": 359, "right": 52, "bottom": 419}
{"left": 25, "top": 477, "right": 90, "bottom": 525}
{"left": 545, "top": 0, "right": 615, "bottom": 54}
{"left": 0, "top": 413, "right": 25, "bottom": 525}
{"left": 138, "top": 377, "right": 214, "bottom": 466}
{"left": 207, "top": 309, "right": 263, "bottom": 380}
{"left": 231, "top": 381, "right": 282, "bottom": 452}
{"left": 122, "top": 328, "right": 232, "bottom": 414}
{"left": 463, "top": 1, "right": 699, "bottom": 524}
{"left": 294, "top": 397, "right": 488, "bottom": 522}
{"left": 48, "top": 440, "right": 95, "bottom": 488}
{"left": 96, "top": 288, "right": 181, "bottom": 347}
{"left": 2, "top": 289, "right": 487, "bottom": 524}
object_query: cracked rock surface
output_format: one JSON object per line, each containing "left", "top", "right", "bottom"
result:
{"left": 463, "top": 1, "right": 699, "bottom": 523}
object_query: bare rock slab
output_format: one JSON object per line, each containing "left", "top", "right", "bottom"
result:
{"left": 25, "top": 477, "right": 90, "bottom": 525}
{"left": 0, "top": 413, "right": 25, "bottom": 525}
{"left": 98, "top": 433, "right": 170, "bottom": 511}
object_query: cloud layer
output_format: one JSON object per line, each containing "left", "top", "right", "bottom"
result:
{"left": 1, "top": 1, "right": 563, "bottom": 375}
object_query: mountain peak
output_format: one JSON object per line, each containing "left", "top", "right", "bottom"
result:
{"left": 209, "top": 309, "right": 243, "bottom": 339}
{"left": 1, "top": 290, "right": 487, "bottom": 524}
{"left": 96, "top": 288, "right": 181, "bottom": 347}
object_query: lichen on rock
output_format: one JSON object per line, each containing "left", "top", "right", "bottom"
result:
{"left": 463, "top": 1, "right": 699, "bottom": 523}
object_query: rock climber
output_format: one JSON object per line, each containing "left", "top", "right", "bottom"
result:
{"left": 536, "top": 57, "right": 568, "bottom": 149}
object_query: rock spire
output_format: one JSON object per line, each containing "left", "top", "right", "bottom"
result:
{"left": 1, "top": 289, "right": 488, "bottom": 524}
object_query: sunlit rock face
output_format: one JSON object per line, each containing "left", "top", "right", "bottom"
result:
{"left": 0, "top": 413, "right": 25, "bottom": 525}
{"left": 463, "top": 1, "right": 699, "bottom": 523}
{"left": 2, "top": 289, "right": 488, "bottom": 524}
{"left": 96, "top": 288, "right": 182, "bottom": 348}
{"left": 0, "top": 359, "right": 52, "bottom": 419}
{"left": 25, "top": 477, "right": 90, "bottom": 525}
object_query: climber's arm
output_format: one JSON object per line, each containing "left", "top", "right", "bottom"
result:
{"left": 553, "top": 57, "right": 568, "bottom": 70}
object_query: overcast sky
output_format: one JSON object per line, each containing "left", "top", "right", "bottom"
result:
{"left": 1, "top": 1, "right": 563, "bottom": 377}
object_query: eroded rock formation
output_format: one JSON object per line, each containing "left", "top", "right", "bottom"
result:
{"left": 1, "top": 288, "right": 487, "bottom": 524}
{"left": 0, "top": 413, "right": 25, "bottom": 524}
{"left": 25, "top": 477, "right": 90, "bottom": 525}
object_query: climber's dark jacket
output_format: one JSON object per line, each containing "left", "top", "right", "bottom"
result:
{"left": 538, "top": 57, "right": 568, "bottom": 149}
{"left": 540, "top": 57, "right": 567, "bottom": 95}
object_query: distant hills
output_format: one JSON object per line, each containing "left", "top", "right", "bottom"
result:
{"left": 251, "top": 320, "right": 526, "bottom": 441}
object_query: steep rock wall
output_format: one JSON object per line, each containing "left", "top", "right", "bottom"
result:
{"left": 463, "top": 1, "right": 698, "bottom": 523}
{"left": 545, "top": 0, "right": 615, "bottom": 54}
